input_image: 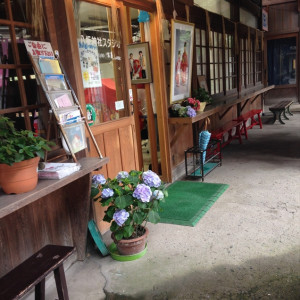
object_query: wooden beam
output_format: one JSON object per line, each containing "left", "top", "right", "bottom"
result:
{"left": 116, "top": 0, "right": 156, "bottom": 12}
{"left": 262, "top": 0, "right": 296, "bottom": 6}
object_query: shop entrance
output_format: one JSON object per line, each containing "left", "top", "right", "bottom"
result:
{"left": 128, "top": 8, "right": 161, "bottom": 174}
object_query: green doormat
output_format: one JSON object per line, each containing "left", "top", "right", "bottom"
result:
{"left": 159, "top": 181, "right": 229, "bottom": 226}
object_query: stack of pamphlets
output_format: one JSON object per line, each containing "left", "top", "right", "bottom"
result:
{"left": 38, "top": 162, "right": 81, "bottom": 179}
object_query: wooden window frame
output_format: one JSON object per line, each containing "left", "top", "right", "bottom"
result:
{"left": 0, "top": 1, "right": 45, "bottom": 130}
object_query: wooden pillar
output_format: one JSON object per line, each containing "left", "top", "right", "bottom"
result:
{"left": 149, "top": 11, "right": 172, "bottom": 182}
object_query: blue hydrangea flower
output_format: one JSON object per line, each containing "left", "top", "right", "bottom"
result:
{"left": 152, "top": 190, "right": 164, "bottom": 200}
{"left": 101, "top": 188, "right": 114, "bottom": 198}
{"left": 142, "top": 170, "right": 161, "bottom": 188}
{"left": 113, "top": 209, "right": 129, "bottom": 226}
{"left": 186, "top": 106, "right": 196, "bottom": 117}
{"left": 133, "top": 184, "right": 152, "bottom": 203}
{"left": 116, "top": 171, "right": 129, "bottom": 181}
{"left": 92, "top": 174, "right": 106, "bottom": 185}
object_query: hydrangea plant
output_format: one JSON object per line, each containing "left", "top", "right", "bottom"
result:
{"left": 91, "top": 170, "right": 167, "bottom": 241}
{"left": 170, "top": 103, "right": 196, "bottom": 118}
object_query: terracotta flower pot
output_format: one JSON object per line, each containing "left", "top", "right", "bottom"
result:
{"left": 112, "top": 227, "right": 149, "bottom": 256}
{"left": 0, "top": 156, "right": 40, "bottom": 194}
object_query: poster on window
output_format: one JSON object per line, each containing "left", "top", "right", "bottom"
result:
{"left": 78, "top": 37, "right": 102, "bottom": 88}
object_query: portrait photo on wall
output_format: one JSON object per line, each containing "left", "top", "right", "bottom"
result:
{"left": 170, "top": 20, "right": 194, "bottom": 103}
{"left": 127, "top": 42, "right": 152, "bottom": 84}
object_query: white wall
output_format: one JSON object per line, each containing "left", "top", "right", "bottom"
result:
{"left": 194, "top": 0, "right": 230, "bottom": 19}
{"left": 194, "top": 0, "right": 258, "bottom": 29}
{"left": 240, "top": 7, "right": 258, "bottom": 28}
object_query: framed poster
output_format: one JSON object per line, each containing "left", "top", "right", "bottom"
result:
{"left": 127, "top": 42, "right": 152, "bottom": 84}
{"left": 170, "top": 20, "right": 194, "bottom": 103}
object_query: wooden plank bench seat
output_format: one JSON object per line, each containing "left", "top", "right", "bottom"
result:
{"left": 233, "top": 109, "right": 262, "bottom": 139}
{"left": 0, "top": 244, "right": 75, "bottom": 300}
{"left": 269, "top": 100, "right": 293, "bottom": 124}
{"left": 211, "top": 120, "right": 243, "bottom": 150}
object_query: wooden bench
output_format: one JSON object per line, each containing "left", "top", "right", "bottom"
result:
{"left": 269, "top": 100, "right": 293, "bottom": 124}
{"left": 233, "top": 109, "right": 262, "bottom": 139}
{"left": 0, "top": 244, "right": 74, "bottom": 300}
{"left": 211, "top": 120, "right": 243, "bottom": 150}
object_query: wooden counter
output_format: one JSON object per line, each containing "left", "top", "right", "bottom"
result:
{"left": 0, "top": 157, "right": 109, "bottom": 277}
{"left": 168, "top": 85, "right": 275, "bottom": 125}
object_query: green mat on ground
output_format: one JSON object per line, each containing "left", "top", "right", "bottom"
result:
{"left": 159, "top": 181, "right": 229, "bottom": 226}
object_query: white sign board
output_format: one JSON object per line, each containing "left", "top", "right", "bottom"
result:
{"left": 24, "top": 40, "right": 54, "bottom": 58}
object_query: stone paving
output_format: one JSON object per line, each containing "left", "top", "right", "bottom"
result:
{"left": 26, "top": 106, "right": 300, "bottom": 300}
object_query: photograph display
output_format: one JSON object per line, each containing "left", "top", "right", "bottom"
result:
{"left": 127, "top": 42, "right": 152, "bottom": 84}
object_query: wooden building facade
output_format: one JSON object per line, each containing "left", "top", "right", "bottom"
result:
{"left": 0, "top": 1, "right": 296, "bottom": 270}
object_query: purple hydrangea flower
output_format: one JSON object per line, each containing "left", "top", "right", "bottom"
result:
{"left": 186, "top": 106, "right": 196, "bottom": 117}
{"left": 133, "top": 184, "right": 152, "bottom": 203}
{"left": 113, "top": 209, "right": 129, "bottom": 226}
{"left": 101, "top": 188, "right": 114, "bottom": 198}
{"left": 92, "top": 174, "right": 106, "bottom": 185}
{"left": 142, "top": 170, "right": 161, "bottom": 188}
{"left": 152, "top": 190, "right": 164, "bottom": 200}
{"left": 116, "top": 171, "right": 129, "bottom": 181}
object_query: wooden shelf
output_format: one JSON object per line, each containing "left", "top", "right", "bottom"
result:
{"left": 168, "top": 85, "right": 275, "bottom": 125}
{"left": 0, "top": 156, "right": 109, "bottom": 277}
{"left": 0, "top": 157, "right": 109, "bottom": 219}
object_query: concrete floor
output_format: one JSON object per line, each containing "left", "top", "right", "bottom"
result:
{"left": 28, "top": 106, "right": 300, "bottom": 299}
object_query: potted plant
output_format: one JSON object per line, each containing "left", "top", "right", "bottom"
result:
{"left": 91, "top": 170, "right": 167, "bottom": 256}
{"left": 169, "top": 103, "right": 197, "bottom": 118}
{"left": 192, "top": 87, "right": 213, "bottom": 110}
{"left": 0, "top": 116, "right": 54, "bottom": 194}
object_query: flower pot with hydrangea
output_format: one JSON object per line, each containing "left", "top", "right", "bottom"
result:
{"left": 91, "top": 170, "right": 167, "bottom": 256}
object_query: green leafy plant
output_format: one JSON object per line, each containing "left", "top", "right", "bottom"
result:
{"left": 0, "top": 116, "right": 54, "bottom": 165}
{"left": 193, "top": 87, "right": 212, "bottom": 104}
{"left": 91, "top": 170, "right": 168, "bottom": 241}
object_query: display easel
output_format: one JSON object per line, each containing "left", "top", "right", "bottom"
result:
{"left": 25, "top": 41, "right": 102, "bottom": 162}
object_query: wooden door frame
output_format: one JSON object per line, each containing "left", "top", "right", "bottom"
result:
{"left": 264, "top": 33, "right": 298, "bottom": 98}
{"left": 119, "top": 1, "right": 172, "bottom": 182}
{"left": 44, "top": 0, "right": 172, "bottom": 182}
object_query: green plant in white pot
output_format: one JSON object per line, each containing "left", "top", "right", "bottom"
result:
{"left": 0, "top": 116, "right": 54, "bottom": 194}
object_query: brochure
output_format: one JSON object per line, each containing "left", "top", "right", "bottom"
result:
{"left": 38, "top": 162, "right": 81, "bottom": 180}
{"left": 58, "top": 108, "right": 81, "bottom": 125}
{"left": 39, "top": 57, "right": 62, "bottom": 74}
{"left": 63, "top": 121, "right": 87, "bottom": 153}
{"left": 49, "top": 90, "right": 74, "bottom": 108}
{"left": 43, "top": 74, "right": 67, "bottom": 91}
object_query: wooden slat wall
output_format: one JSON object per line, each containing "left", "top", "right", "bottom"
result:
{"left": 267, "top": 2, "right": 298, "bottom": 35}
{"left": 0, "top": 174, "right": 91, "bottom": 277}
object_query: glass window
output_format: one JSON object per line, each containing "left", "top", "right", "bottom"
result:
{"left": 0, "top": 0, "right": 7, "bottom": 19}
{"left": 11, "top": 0, "right": 27, "bottom": 22}
{"left": 74, "top": 1, "right": 129, "bottom": 125}
{"left": 0, "top": 25, "right": 16, "bottom": 64}
{"left": 267, "top": 37, "right": 296, "bottom": 85}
